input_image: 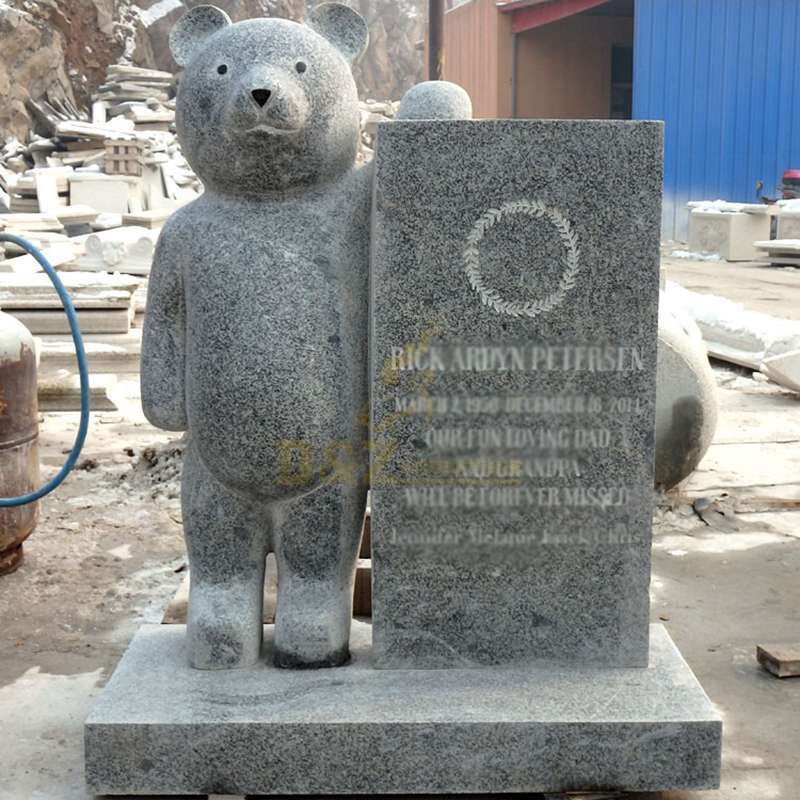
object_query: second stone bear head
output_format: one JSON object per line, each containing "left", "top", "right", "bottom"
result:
{"left": 170, "top": 3, "right": 369, "bottom": 194}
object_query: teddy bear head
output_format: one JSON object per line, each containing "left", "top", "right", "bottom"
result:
{"left": 170, "top": 3, "right": 368, "bottom": 194}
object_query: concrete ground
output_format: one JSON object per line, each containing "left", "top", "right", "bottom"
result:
{"left": 662, "top": 250, "right": 800, "bottom": 320}
{"left": 649, "top": 369, "right": 800, "bottom": 800}
{"left": 1, "top": 261, "right": 799, "bottom": 800}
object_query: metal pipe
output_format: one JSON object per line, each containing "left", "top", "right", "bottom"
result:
{"left": 429, "top": 0, "right": 445, "bottom": 80}
{"left": 0, "top": 233, "right": 90, "bottom": 509}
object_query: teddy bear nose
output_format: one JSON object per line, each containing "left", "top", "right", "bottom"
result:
{"left": 251, "top": 88, "right": 272, "bottom": 108}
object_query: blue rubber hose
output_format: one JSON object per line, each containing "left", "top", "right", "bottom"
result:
{"left": 0, "top": 233, "right": 90, "bottom": 506}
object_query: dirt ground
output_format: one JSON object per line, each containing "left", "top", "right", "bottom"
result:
{"left": 0, "top": 384, "right": 188, "bottom": 800}
{"left": 1, "top": 260, "right": 799, "bottom": 800}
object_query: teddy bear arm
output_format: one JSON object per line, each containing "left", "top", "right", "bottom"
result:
{"left": 140, "top": 229, "right": 188, "bottom": 432}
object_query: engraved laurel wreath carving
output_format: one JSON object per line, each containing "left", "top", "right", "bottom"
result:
{"left": 463, "top": 199, "right": 581, "bottom": 319}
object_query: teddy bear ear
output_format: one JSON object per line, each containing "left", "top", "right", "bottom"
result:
{"left": 307, "top": 2, "right": 369, "bottom": 64}
{"left": 170, "top": 5, "right": 232, "bottom": 67}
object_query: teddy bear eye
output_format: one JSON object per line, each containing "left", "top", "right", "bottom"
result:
{"left": 217, "top": 64, "right": 228, "bottom": 75}
{"left": 295, "top": 61, "right": 307, "bottom": 74}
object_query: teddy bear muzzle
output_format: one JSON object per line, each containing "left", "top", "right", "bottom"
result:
{"left": 227, "top": 70, "right": 311, "bottom": 137}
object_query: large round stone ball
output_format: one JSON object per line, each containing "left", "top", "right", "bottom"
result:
{"left": 397, "top": 81, "right": 473, "bottom": 121}
{"left": 655, "top": 295, "right": 718, "bottom": 490}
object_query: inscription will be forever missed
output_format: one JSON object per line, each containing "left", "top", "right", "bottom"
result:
{"left": 380, "top": 337, "right": 649, "bottom": 546}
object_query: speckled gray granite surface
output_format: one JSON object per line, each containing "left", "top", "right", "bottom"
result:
{"left": 140, "top": 2, "right": 473, "bottom": 673}
{"left": 85, "top": 622, "right": 720, "bottom": 796}
{"left": 142, "top": 3, "right": 375, "bottom": 671}
{"left": 370, "top": 119, "right": 663, "bottom": 670}
{"left": 397, "top": 80, "right": 473, "bottom": 120}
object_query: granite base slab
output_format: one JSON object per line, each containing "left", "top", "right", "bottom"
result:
{"left": 85, "top": 622, "right": 721, "bottom": 796}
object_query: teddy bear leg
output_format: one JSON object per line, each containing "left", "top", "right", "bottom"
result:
{"left": 272, "top": 481, "right": 367, "bottom": 669}
{"left": 182, "top": 440, "right": 270, "bottom": 670}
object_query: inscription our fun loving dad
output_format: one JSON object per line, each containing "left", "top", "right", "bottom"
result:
{"left": 370, "top": 120, "right": 664, "bottom": 669}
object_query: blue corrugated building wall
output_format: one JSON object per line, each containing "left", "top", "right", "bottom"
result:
{"left": 633, "top": 0, "right": 800, "bottom": 241}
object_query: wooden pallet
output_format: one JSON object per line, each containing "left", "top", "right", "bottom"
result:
{"left": 104, "top": 139, "right": 146, "bottom": 176}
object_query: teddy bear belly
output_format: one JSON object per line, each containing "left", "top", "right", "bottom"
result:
{"left": 187, "top": 389, "right": 366, "bottom": 501}
{"left": 183, "top": 271, "right": 368, "bottom": 500}
{"left": 185, "top": 351, "right": 367, "bottom": 499}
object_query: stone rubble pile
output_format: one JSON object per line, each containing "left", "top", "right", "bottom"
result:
{"left": 0, "top": 61, "right": 200, "bottom": 414}
{"left": 94, "top": 64, "right": 176, "bottom": 132}
{"left": 0, "top": 59, "right": 199, "bottom": 244}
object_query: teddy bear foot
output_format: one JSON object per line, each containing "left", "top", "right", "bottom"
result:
{"left": 187, "top": 584, "right": 263, "bottom": 670}
{"left": 187, "top": 622, "right": 262, "bottom": 670}
{"left": 273, "top": 640, "right": 350, "bottom": 670}
{"left": 272, "top": 591, "right": 352, "bottom": 669}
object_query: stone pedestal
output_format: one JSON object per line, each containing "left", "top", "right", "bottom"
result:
{"left": 776, "top": 210, "right": 800, "bottom": 239}
{"left": 85, "top": 622, "right": 721, "bottom": 797}
{"left": 688, "top": 209, "right": 771, "bottom": 261}
{"left": 86, "top": 117, "right": 722, "bottom": 797}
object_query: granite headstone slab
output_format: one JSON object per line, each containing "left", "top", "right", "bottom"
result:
{"left": 370, "top": 119, "right": 663, "bottom": 669}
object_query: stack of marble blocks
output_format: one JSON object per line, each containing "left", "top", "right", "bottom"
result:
{"left": 85, "top": 120, "right": 722, "bottom": 796}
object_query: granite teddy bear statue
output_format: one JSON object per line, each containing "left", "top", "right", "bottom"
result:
{"left": 141, "top": 3, "right": 471, "bottom": 670}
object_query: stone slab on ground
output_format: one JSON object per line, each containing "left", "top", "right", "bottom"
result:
{"left": 0, "top": 242, "right": 78, "bottom": 274}
{"left": 754, "top": 238, "right": 800, "bottom": 253}
{"left": 757, "top": 643, "right": 800, "bottom": 678}
{"left": 8, "top": 307, "right": 131, "bottom": 334}
{"left": 38, "top": 329, "right": 142, "bottom": 375}
{"left": 776, "top": 212, "right": 800, "bottom": 239}
{"left": 38, "top": 372, "right": 117, "bottom": 412}
{"left": 662, "top": 280, "right": 800, "bottom": 372}
{"left": 85, "top": 621, "right": 721, "bottom": 796}
{"left": 122, "top": 208, "right": 172, "bottom": 228}
{"left": 0, "top": 271, "right": 139, "bottom": 309}
{"left": 760, "top": 350, "right": 800, "bottom": 393}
